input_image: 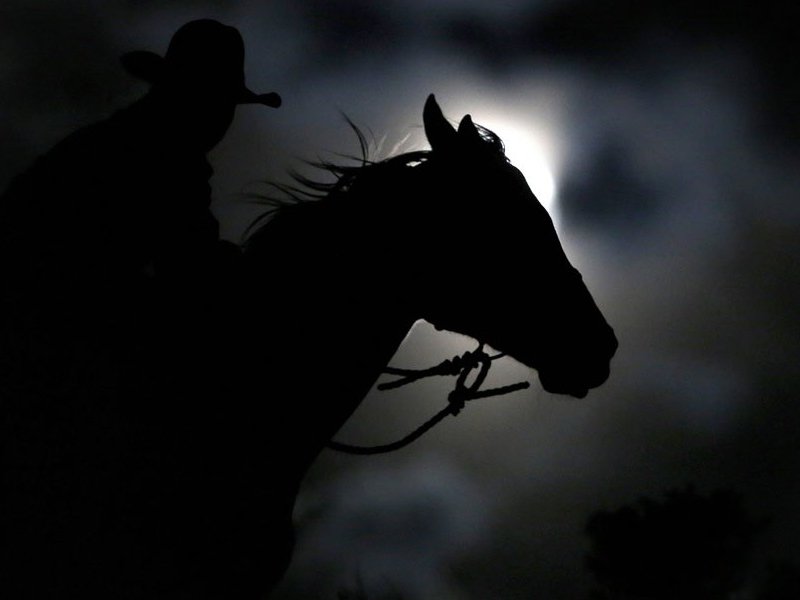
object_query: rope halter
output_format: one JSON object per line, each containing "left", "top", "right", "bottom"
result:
{"left": 327, "top": 342, "right": 530, "bottom": 455}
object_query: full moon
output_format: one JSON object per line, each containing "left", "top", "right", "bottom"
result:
{"left": 488, "top": 120, "right": 559, "bottom": 219}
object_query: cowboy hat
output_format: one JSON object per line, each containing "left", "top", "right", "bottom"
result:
{"left": 121, "top": 19, "right": 281, "bottom": 108}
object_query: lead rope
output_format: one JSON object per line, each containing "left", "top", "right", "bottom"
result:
{"left": 326, "top": 343, "right": 530, "bottom": 455}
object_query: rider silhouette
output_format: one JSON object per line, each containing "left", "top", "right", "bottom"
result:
{"left": 0, "top": 21, "right": 281, "bottom": 597}
{"left": 0, "top": 19, "right": 280, "bottom": 311}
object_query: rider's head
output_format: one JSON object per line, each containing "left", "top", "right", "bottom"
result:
{"left": 121, "top": 19, "right": 281, "bottom": 152}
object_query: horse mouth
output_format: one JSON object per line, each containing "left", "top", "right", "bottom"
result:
{"left": 537, "top": 374, "right": 589, "bottom": 399}
{"left": 537, "top": 358, "right": 611, "bottom": 399}
{"left": 531, "top": 323, "right": 618, "bottom": 399}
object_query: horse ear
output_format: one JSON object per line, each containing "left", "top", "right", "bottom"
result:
{"left": 458, "top": 114, "right": 482, "bottom": 146}
{"left": 423, "top": 94, "right": 457, "bottom": 152}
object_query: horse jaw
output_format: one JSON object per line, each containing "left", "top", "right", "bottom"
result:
{"left": 423, "top": 272, "right": 618, "bottom": 400}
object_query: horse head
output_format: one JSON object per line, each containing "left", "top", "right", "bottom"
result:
{"left": 409, "top": 94, "right": 617, "bottom": 398}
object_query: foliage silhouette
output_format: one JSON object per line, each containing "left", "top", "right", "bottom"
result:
{"left": 756, "top": 560, "right": 800, "bottom": 600}
{"left": 585, "top": 486, "right": 763, "bottom": 600}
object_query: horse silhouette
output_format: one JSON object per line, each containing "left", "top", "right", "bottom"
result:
{"left": 0, "top": 94, "right": 617, "bottom": 598}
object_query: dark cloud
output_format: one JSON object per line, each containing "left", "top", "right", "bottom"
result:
{"left": 0, "top": 1, "right": 134, "bottom": 181}
{"left": 275, "top": 458, "right": 489, "bottom": 599}
{"left": 559, "top": 139, "right": 664, "bottom": 231}
{"left": 294, "top": 0, "right": 404, "bottom": 63}
{"left": 530, "top": 0, "right": 800, "bottom": 141}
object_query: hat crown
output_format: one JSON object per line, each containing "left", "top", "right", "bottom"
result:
{"left": 162, "top": 20, "right": 245, "bottom": 90}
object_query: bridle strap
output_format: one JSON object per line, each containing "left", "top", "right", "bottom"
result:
{"left": 326, "top": 343, "right": 530, "bottom": 455}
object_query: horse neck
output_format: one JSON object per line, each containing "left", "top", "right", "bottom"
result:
{"left": 244, "top": 194, "right": 419, "bottom": 466}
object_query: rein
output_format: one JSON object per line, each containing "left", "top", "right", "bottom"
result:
{"left": 326, "top": 343, "right": 530, "bottom": 455}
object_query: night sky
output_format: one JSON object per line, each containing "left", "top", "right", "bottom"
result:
{"left": 2, "top": 1, "right": 799, "bottom": 598}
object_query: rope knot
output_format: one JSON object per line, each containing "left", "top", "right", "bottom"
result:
{"left": 327, "top": 341, "right": 531, "bottom": 455}
{"left": 446, "top": 388, "right": 467, "bottom": 415}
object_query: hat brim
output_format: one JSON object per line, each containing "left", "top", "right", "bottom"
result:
{"left": 239, "top": 89, "right": 282, "bottom": 108}
{"left": 121, "top": 50, "right": 282, "bottom": 108}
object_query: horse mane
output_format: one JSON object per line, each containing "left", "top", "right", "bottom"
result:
{"left": 242, "top": 118, "right": 507, "bottom": 245}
